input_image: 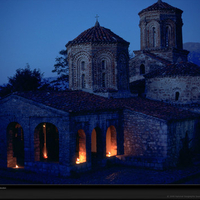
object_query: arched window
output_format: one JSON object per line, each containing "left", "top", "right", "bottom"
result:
{"left": 153, "top": 27, "right": 156, "bottom": 47}
{"left": 175, "top": 92, "right": 180, "bottom": 101}
{"left": 82, "top": 74, "right": 85, "bottom": 89}
{"left": 7, "top": 122, "right": 24, "bottom": 168}
{"left": 34, "top": 123, "right": 59, "bottom": 163}
{"left": 76, "top": 129, "right": 86, "bottom": 164}
{"left": 140, "top": 64, "right": 145, "bottom": 75}
{"left": 106, "top": 126, "right": 117, "bottom": 157}
{"left": 81, "top": 61, "right": 85, "bottom": 71}
{"left": 102, "top": 60, "right": 106, "bottom": 70}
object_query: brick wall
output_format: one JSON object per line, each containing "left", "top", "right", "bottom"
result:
{"left": 67, "top": 42, "right": 130, "bottom": 97}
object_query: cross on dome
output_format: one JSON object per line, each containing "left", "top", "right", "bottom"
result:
{"left": 95, "top": 14, "right": 99, "bottom": 22}
{"left": 95, "top": 14, "right": 100, "bottom": 26}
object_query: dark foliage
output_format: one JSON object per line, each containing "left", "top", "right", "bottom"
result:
{"left": 52, "top": 49, "right": 69, "bottom": 81}
{"left": 0, "top": 64, "right": 43, "bottom": 98}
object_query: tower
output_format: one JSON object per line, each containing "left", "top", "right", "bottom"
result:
{"left": 138, "top": 0, "right": 189, "bottom": 63}
{"left": 66, "top": 20, "right": 131, "bottom": 98}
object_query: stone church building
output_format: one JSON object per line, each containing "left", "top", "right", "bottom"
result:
{"left": 0, "top": 0, "right": 200, "bottom": 176}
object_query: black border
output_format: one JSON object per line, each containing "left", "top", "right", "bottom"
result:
{"left": 1, "top": 185, "right": 200, "bottom": 199}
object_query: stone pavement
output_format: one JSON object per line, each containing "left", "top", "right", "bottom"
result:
{"left": 1, "top": 162, "right": 200, "bottom": 185}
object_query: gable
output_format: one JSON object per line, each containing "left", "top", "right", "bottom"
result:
{"left": 0, "top": 95, "right": 69, "bottom": 118}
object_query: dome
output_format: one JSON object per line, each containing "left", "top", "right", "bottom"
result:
{"left": 139, "top": 0, "right": 183, "bottom": 15}
{"left": 66, "top": 22, "right": 129, "bottom": 47}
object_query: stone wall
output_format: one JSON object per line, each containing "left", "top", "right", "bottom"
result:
{"left": 129, "top": 52, "right": 166, "bottom": 83}
{"left": 139, "top": 8, "right": 183, "bottom": 51}
{"left": 67, "top": 42, "right": 130, "bottom": 97}
{"left": 146, "top": 76, "right": 200, "bottom": 104}
{"left": 69, "top": 110, "right": 124, "bottom": 167}
{"left": 166, "top": 119, "right": 200, "bottom": 168}
{"left": 0, "top": 95, "right": 71, "bottom": 175}
{"left": 0, "top": 95, "right": 124, "bottom": 176}
{"left": 122, "top": 109, "right": 168, "bottom": 169}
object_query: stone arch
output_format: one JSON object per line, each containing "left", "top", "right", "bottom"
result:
{"left": 172, "top": 87, "right": 181, "bottom": 102}
{"left": 175, "top": 91, "right": 180, "bottom": 101}
{"left": 164, "top": 19, "right": 176, "bottom": 47}
{"left": 7, "top": 122, "right": 24, "bottom": 168}
{"left": 147, "top": 21, "right": 160, "bottom": 48}
{"left": 93, "top": 50, "right": 116, "bottom": 91}
{"left": 76, "top": 129, "right": 86, "bottom": 164}
{"left": 34, "top": 122, "right": 59, "bottom": 163}
{"left": 70, "top": 51, "right": 91, "bottom": 90}
{"left": 140, "top": 64, "right": 145, "bottom": 75}
{"left": 106, "top": 125, "right": 117, "bottom": 157}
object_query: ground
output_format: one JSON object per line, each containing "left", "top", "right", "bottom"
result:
{"left": 0, "top": 163, "right": 200, "bottom": 184}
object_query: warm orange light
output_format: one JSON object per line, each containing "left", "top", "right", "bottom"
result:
{"left": 43, "top": 153, "right": 48, "bottom": 159}
{"left": 16, "top": 165, "right": 19, "bottom": 168}
{"left": 107, "top": 152, "right": 111, "bottom": 157}
{"left": 76, "top": 158, "right": 80, "bottom": 164}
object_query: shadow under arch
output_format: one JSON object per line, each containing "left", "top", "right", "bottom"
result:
{"left": 91, "top": 127, "right": 104, "bottom": 166}
{"left": 34, "top": 122, "right": 59, "bottom": 163}
{"left": 7, "top": 122, "right": 24, "bottom": 168}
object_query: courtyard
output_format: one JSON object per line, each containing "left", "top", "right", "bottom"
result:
{"left": 0, "top": 162, "right": 200, "bottom": 185}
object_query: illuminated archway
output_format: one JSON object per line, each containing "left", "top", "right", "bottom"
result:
{"left": 34, "top": 123, "right": 59, "bottom": 162}
{"left": 7, "top": 122, "right": 24, "bottom": 168}
{"left": 106, "top": 126, "right": 117, "bottom": 157}
{"left": 76, "top": 129, "right": 86, "bottom": 164}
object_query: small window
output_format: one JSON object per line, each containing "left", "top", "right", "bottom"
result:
{"left": 102, "top": 60, "right": 106, "bottom": 70}
{"left": 140, "top": 64, "right": 145, "bottom": 75}
{"left": 81, "top": 61, "right": 85, "bottom": 70}
{"left": 153, "top": 27, "right": 156, "bottom": 47}
{"left": 175, "top": 92, "right": 180, "bottom": 101}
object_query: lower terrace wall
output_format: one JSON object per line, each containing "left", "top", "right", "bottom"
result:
{"left": 166, "top": 119, "right": 200, "bottom": 168}
{"left": 122, "top": 109, "right": 168, "bottom": 169}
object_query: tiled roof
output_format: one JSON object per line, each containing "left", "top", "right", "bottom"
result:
{"left": 13, "top": 90, "right": 200, "bottom": 121}
{"left": 144, "top": 62, "right": 200, "bottom": 78}
{"left": 139, "top": 0, "right": 183, "bottom": 15}
{"left": 144, "top": 52, "right": 171, "bottom": 65}
{"left": 66, "top": 21, "right": 129, "bottom": 47}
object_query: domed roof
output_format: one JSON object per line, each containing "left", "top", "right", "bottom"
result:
{"left": 145, "top": 62, "right": 200, "bottom": 78}
{"left": 139, "top": 0, "right": 182, "bottom": 15}
{"left": 66, "top": 21, "right": 129, "bottom": 47}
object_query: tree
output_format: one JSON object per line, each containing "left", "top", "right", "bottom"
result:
{"left": 0, "top": 64, "right": 44, "bottom": 98}
{"left": 8, "top": 64, "right": 43, "bottom": 92}
{"left": 52, "top": 49, "right": 69, "bottom": 81}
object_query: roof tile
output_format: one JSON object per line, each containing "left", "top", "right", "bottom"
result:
{"left": 13, "top": 90, "right": 200, "bottom": 121}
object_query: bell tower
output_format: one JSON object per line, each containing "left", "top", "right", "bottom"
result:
{"left": 138, "top": 0, "right": 189, "bottom": 63}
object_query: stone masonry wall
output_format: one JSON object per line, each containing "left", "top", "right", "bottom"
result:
{"left": 146, "top": 76, "right": 200, "bottom": 104}
{"left": 0, "top": 95, "right": 71, "bottom": 176}
{"left": 122, "top": 109, "right": 168, "bottom": 169}
{"left": 129, "top": 52, "right": 166, "bottom": 83}
{"left": 166, "top": 119, "right": 200, "bottom": 168}
{"left": 69, "top": 110, "right": 123, "bottom": 172}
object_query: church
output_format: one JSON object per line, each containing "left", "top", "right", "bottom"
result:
{"left": 0, "top": 0, "right": 200, "bottom": 176}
